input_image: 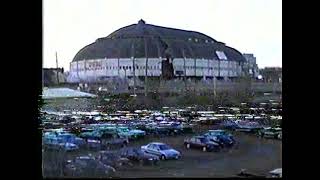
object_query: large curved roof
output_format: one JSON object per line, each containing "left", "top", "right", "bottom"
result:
{"left": 72, "top": 20, "right": 246, "bottom": 62}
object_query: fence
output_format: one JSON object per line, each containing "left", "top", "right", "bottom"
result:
{"left": 65, "top": 79, "right": 282, "bottom": 95}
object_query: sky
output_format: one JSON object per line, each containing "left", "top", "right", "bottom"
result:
{"left": 43, "top": 0, "right": 282, "bottom": 71}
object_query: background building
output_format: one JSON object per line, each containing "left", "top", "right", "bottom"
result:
{"left": 259, "top": 67, "right": 282, "bottom": 83}
{"left": 67, "top": 20, "right": 247, "bottom": 83}
{"left": 43, "top": 68, "right": 66, "bottom": 86}
{"left": 242, "top": 53, "right": 259, "bottom": 78}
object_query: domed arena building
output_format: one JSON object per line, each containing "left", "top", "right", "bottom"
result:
{"left": 67, "top": 20, "right": 247, "bottom": 83}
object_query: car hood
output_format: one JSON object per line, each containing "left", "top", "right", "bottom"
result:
{"left": 207, "top": 142, "right": 219, "bottom": 146}
{"left": 162, "top": 149, "right": 180, "bottom": 155}
{"left": 129, "top": 130, "right": 145, "bottom": 134}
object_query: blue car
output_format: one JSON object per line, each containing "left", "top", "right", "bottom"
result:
{"left": 204, "top": 130, "right": 235, "bottom": 147}
{"left": 220, "top": 120, "right": 239, "bottom": 130}
{"left": 44, "top": 131, "right": 85, "bottom": 147}
{"left": 141, "top": 142, "right": 181, "bottom": 160}
{"left": 43, "top": 137, "right": 79, "bottom": 151}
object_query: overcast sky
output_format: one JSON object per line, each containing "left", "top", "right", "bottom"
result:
{"left": 43, "top": 0, "right": 282, "bottom": 70}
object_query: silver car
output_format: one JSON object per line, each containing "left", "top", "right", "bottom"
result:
{"left": 141, "top": 142, "right": 181, "bottom": 160}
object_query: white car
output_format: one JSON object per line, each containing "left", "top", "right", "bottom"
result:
{"left": 141, "top": 142, "right": 181, "bottom": 160}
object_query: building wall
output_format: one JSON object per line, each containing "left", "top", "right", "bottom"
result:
{"left": 68, "top": 58, "right": 244, "bottom": 83}
{"left": 243, "top": 53, "right": 259, "bottom": 78}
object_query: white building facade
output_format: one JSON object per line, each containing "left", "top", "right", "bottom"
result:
{"left": 68, "top": 56, "right": 244, "bottom": 83}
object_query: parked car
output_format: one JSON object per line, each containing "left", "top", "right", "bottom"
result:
{"left": 64, "top": 155, "right": 116, "bottom": 177}
{"left": 168, "top": 122, "right": 189, "bottom": 135}
{"left": 236, "top": 169, "right": 266, "bottom": 178}
{"left": 220, "top": 120, "right": 239, "bottom": 130}
{"left": 44, "top": 131, "right": 86, "bottom": 146}
{"left": 85, "top": 137, "right": 129, "bottom": 150}
{"left": 235, "top": 120, "right": 263, "bottom": 133}
{"left": 205, "top": 129, "right": 233, "bottom": 137}
{"left": 184, "top": 136, "right": 220, "bottom": 152}
{"left": 269, "top": 168, "right": 282, "bottom": 178}
{"left": 141, "top": 142, "right": 181, "bottom": 160}
{"left": 116, "top": 127, "right": 146, "bottom": 139}
{"left": 120, "top": 148, "right": 159, "bottom": 165}
{"left": 154, "top": 127, "right": 171, "bottom": 136}
{"left": 203, "top": 130, "right": 235, "bottom": 148}
{"left": 278, "top": 132, "right": 282, "bottom": 140}
{"left": 97, "top": 151, "right": 133, "bottom": 169}
{"left": 43, "top": 139, "right": 79, "bottom": 151}
{"left": 43, "top": 132, "right": 82, "bottom": 151}
{"left": 258, "top": 127, "right": 282, "bottom": 139}
{"left": 182, "top": 125, "right": 194, "bottom": 134}
{"left": 79, "top": 129, "right": 117, "bottom": 140}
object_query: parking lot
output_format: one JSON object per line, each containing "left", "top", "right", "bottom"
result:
{"left": 43, "top": 127, "right": 281, "bottom": 178}
{"left": 41, "top": 97, "right": 282, "bottom": 178}
{"left": 109, "top": 131, "right": 281, "bottom": 177}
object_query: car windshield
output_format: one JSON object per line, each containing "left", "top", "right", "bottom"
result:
{"left": 61, "top": 134, "right": 73, "bottom": 139}
{"left": 210, "top": 131, "right": 225, "bottom": 135}
{"left": 119, "top": 128, "right": 129, "bottom": 132}
{"left": 158, "top": 144, "right": 171, "bottom": 150}
{"left": 200, "top": 138, "right": 209, "bottom": 143}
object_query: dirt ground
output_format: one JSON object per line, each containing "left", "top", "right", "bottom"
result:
{"left": 116, "top": 132, "right": 281, "bottom": 178}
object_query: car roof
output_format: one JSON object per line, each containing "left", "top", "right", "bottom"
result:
{"left": 208, "top": 129, "right": 225, "bottom": 132}
{"left": 149, "top": 142, "right": 165, "bottom": 145}
{"left": 193, "top": 136, "right": 205, "bottom": 138}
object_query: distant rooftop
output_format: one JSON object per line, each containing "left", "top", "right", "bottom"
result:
{"left": 42, "top": 87, "right": 97, "bottom": 99}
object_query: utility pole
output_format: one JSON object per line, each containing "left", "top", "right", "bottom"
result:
{"left": 155, "top": 36, "right": 162, "bottom": 93}
{"left": 144, "top": 37, "right": 148, "bottom": 97}
{"left": 182, "top": 49, "right": 187, "bottom": 92}
{"left": 213, "top": 71, "right": 217, "bottom": 98}
{"left": 55, "top": 51, "right": 59, "bottom": 85}
{"left": 218, "top": 58, "right": 221, "bottom": 78}
{"left": 186, "top": 44, "right": 197, "bottom": 94}
{"left": 131, "top": 43, "right": 136, "bottom": 96}
{"left": 117, "top": 57, "right": 120, "bottom": 77}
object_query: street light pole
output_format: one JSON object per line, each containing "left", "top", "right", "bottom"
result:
{"left": 55, "top": 51, "right": 59, "bottom": 85}
{"left": 144, "top": 37, "right": 149, "bottom": 97}
{"left": 131, "top": 42, "right": 136, "bottom": 96}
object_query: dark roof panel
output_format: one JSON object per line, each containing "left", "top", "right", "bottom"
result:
{"left": 72, "top": 21, "right": 245, "bottom": 62}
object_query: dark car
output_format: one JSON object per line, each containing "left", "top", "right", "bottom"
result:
{"left": 152, "top": 126, "right": 171, "bottom": 136}
{"left": 220, "top": 120, "right": 239, "bottom": 130}
{"left": 258, "top": 127, "right": 282, "bottom": 139}
{"left": 203, "top": 130, "right": 235, "bottom": 148}
{"left": 63, "top": 155, "right": 116, "bottom": 177}
{"left": 184, "top": 136, "right": 220, "bottom": 152}
{"left": 86, "top": 137, "right": 129, "bottom": 150}
{"left": 97, "top": 151, "right": 133, "bottom": 169}
{"left": 120, "top": 148, "right": 159, "bottom": 165}
{"left": 182, "top": 125, "right": 194, "bottom": 134}
{"left": 167, "top": 124, "right": 184, "bottom": 136}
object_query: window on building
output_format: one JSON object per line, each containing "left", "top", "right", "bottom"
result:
{"left": 120, "top": 66, "right": 122, "bottom": 69}
{"left": 129, "top": 66, "right": 132, "bottom": 70}
{"left": 136, "top": 66, "right": 139, "bottom": 69}
{"left": 215, "top": 51, "right": 228, "bottom": 60}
